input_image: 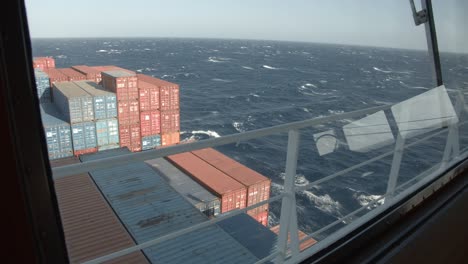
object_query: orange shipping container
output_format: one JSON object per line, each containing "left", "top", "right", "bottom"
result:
{"left": 160, "top": 110, "right": 180, "bottom": 133}
{"left": 167, "top": 152, "right": 246, "bottom": 213}
{"left": 138, "top": 80, "right": 160, "bottom": 111}
{"left": 72, "top": 65, "right": 102, "bottom": 83}
{"left": 137, "top": 74, "right": 179, "bottom": 110}
{"left": 119, "top": 123, "right": 141, "bottom": 152}
{"left": 161, "top": 132, "right": 180, "bottom": 146}
{"left": 192, "top": 148, "right": 271, "bottom": 222}
{"left": 140, "top": 110, "right": 160, "bottom": 136}
{"left": 101, "top": 71, "right": 138, "bottom": 101}
{"left": 58, "top": 68, "right": 87, "bottom": 81}
{"left": 43, "top": 68, "right": 68, "bottom": 85}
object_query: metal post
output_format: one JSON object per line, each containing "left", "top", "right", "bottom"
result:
{"left": 442, "top": 91, "right": 465, "bottom": 166}
{"left": 386, "top": 133, "right": 405, "bottom": 200}
{"left": 276, "top": 130, "right": 301, "bottom": 263}
{"left": 421, "top": 0, "right": 443, "bottom": 86}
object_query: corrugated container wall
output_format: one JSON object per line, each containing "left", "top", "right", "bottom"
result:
{"left": 34, "top": 69, "right": 51, "bottom": 104}
{"left": 71, "top": 65, "right": 102, "bottom": 83}
{"left": 161, "top": 132, "right": 180, "bottom": 146}
{"left": 141, "top": 134, "right": 160, "bottom": 150}
{"left": 43, "top": 68, "right": 68, "bottom": 85}
{"left": 145, "top": 158, "right": 221, "bottom": 217}
{"left": 167, "top": 152, "right": 247, "bottom": 213}
{"left": 95, "top": 119, "right": 119, "bottom": 151}
{"left": 58, "top": 68, "right": 87, "bottom": 81}
{"left": 74, "top": 81, "right": 117, "bottom": 120}
{"left": 33, "top": 57, "right": 55, "bottom": 70}
{"left": 137, "top": 74, "right": 179, "bottom": 110}
{"left": 192, "top": 148, "right": 271, "bottom": 226}
{"left": 52, "top": 82, "right": 94, "bottom": 123}
{"left": 119, "top": 123, "right": 141, "bottom": 152}
{"left": 71, "top": 121, "right": 97, "bottom": 155}
{"left": 101, "top": 71, "right": 138, "bottom": 101}
{"left": 117, "top": 100, "right": 140, "bottom": 125}
{"left": 40, "top": 104, "right": 73, "bottom": 160}
{"left": 160, "top": 109, "right": 180, "bottom": 133}
{"left": 137, "top": 80, "right": 160, "bottom": 111}
{"left": 140, "top": 110, "right": 160, "bottom": 136}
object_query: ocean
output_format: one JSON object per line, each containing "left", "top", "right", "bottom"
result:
{"left": 32, "top": 38, "right": 468, "bottom": 239}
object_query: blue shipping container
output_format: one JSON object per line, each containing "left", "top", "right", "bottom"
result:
{"left": 71, "top": 121, "right": 97, "bottom": 151}
{"left": 95, "top": 118, "right": 119, "bottom": 149}
{"left": 40, "top": 104, "right": 73, "bottom": 160}
{"left": 81, "top": 149, "right": 259, "bottom": 264}
{"left": 35, "top": 69, "right": 51, "bottom": 104}
{"left": 141, "top": 134, "right": 161, "bottom": 150}
{"left": 74, "top": 81, "right": 117, "bottom": 120}
{"left": 53, "top": 82, "right": 94, "bottom": 123}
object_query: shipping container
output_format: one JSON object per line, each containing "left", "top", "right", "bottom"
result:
{"left": 71, "top": 65, "right": 102, "bottom": 83}
{"left": 52, "top": 157, "right": 148, "bottom": 264}
{"left": 40, "top": 104, "right": 73, "bottom": 160}
{"left": 137, "top": 74, "right": 180, "bottom": 110}
{"left": 53, "top": 82, "right": 94, "bottom": 123}
{"left": 270, "top": 225, "right": 317, "bottom": 251}
{"left": 101, "top": 71, "right": 138, "bottom": 101}
{"left": 160, "top": 109, "right": 180, "bottom": 133}
{"left": 71, "top": 121, "right": 97, "bottom": 153}
{"left": 33, "top": 57, "right": 55, "bottom": 70}
{"left": 145, "top": 158, "right": 221, "bottom": 217}
{"left": 117, "top": 100, "right": 140, "bottom": 125}
{"left": 96, "top": 118, "right": 119, "bottom": 150}
{"left": 34, "top": 69, "right": 51, "bottom": 104}
{"left": 161, "top": 132, "right": 180, "bottom": 146}
{"left": 74, "top": 81, "right": 117, "bottom": 120}
{"left": 140, "top": 110, "right": 160, "bottom": 136}
{"left": 58, "top": 68, "right": 87, "bottom": 81}
{"left": 80, "top": 149, "right": 258, "bottom": 264}
{"left": 119, "top": 123, "right": 141, "bottom": 152}
{"left": 167, "top": 152, "right": 247, "bottom": 213}
{"left": 92, "top": 65, "right": 135, "bottom": 75}
{"left": 138, "top": 80, "right": 159, "bottom": 111}
{"left": 141, "top": 134, "right": 161, "bottom": 150}
{"left": 192, "top": 148, "right": 271, "bottom": 222}
{"left": 43, "top": 68, "right": 68, "bottom": 85}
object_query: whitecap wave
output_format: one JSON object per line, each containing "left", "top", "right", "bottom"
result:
{"left": 249, "top": 93, "right": 260, "bottom": 97}
{"left": 355, "top": 194, "right": 385, "bottom": 207}
{"left": 399, "top": 81, "right": 429, "bottom": 90}
{"left": 212, "top": 78, "right": 232, "bottom": 82}
{"left": 305, "top": 83, "right": 317, "bottom": 88}
{"left": 190, "top": 130, "right": 221, "bottom": 138}
{"left": 208, "top": 56, "right": 232, "bottom": 63}
{"left": 242, "top": 66, "right": 254, "bottom": 70}
{"left": 263, "top": 65, "right": 279, "bottom": 70}
{"left": 161, "top": 74, "right": 173, "bottom": 79}
{"left": 361, "top": 171, "right": 374, "bottom": 177}
{"left": 301, "top": 190, "right": 343, "bottom": 215}
{"left": 232, "top": 122, "right": 245, "bottom": 133}
{"left": 56, "top": 55, "right": 67, "bottom": 59}
{"left": 373, "top": 67, "right": 392, "bottom": 73}
{"left": 208, "top": 57, "right": 222, "bottom": 63}
{"left": 278, "top": 172, "right": 309, "bottom": 186}
{"left": 319, "top": 80, "right": 328, "bottom": 84}
{"left": 136, "top": 69, "right": 143, "bottom": 73}
{"left": 96, "top": 49, "right": 107, "bottom": 53}
{"left": 328, "top": 109, "right": 344, "bottom": 115}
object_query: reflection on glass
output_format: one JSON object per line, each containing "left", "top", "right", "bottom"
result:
{"left": 343, "top": 111, "right": 394, "bottom": 153}
{"left": 313, "top": 129, "right": 338, "bottom": 156}
{"left": 391, "top": 85, "right": 458, "bottom": 139}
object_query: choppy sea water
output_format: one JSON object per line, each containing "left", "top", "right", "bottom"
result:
{"left": 32, "top": 38, "right": 468, "bottom": 238}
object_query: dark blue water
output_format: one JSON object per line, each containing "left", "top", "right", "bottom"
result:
{"left": 32, "top": 38, "right": 468, "bottom": 238}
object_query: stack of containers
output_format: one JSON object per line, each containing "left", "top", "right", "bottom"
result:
{"left": 167, "top": 152, "right": 247, "bottom": 213}
{"left": 43, "top": 68, "right": 68, "bottom": 87}
{"left": 53, "top": 82, "right": 97, "bottom": 156}
{"left": 40, "top": 104, "right": 73, "bottom": 160}
{"left": 71, "top": 65, "right": 103, "bottom": 83}
{"left": 102, "top": 70, "right": 141, "bottom": 152}
{"left": 192, "top": 148, "right": 271, "bottom": 226}
{"left": 33, "top": 57, "right": 55, "bottom": 71}
{"left": 58, "top": 68, "right": 87, "bottom": 81}
{"left": 74, "top": 81, "right": 119, "bottom": 151}
{"left": 34, "top": 69, "right": 51, "bottom": 104}
{"left": 137, "top": 80, "right": 161, "bottom": 150}
{"left": 137, "top": 74, "right": 180, "bottom": 146}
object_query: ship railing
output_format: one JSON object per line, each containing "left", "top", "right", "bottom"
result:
{"left": 52, "top": 86, "right": 468, "bottom": 264}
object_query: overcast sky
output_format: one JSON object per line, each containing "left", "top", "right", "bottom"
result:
{"left": 25, "top": 0, "right": 467, "bottom": 53}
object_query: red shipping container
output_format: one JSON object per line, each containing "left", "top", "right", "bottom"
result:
{"left": 73, "top": 147, "right": 98, "bottom": 156}
{"left": 72, "top": 65, "right": 101, "bottom": 83}
{"left": 118, "top": 100, "right": 140, "bottom": 126}
{"left": 102, "top": 71, "right": 138, "bottom": 101}
{"left": 137, "top": 74, "right": 179, "bottom": 110}
{"left": 92, "top": 65, "right": 136, "bottom": 75}
{"left": 161, "top": 132, "right": 180, "bottom": 146}
{"left": 167, "top": 152, "right": 246, "bottom": 213}
{"left": 58, "top": 68, "right": 87, "bottom": 81}
{"left": 33, "top": 57, "right": 55, "bottom": 70}
{"left": 119, "top": 123, "right": 141, "bottom": 152}
{"left": 138, "top": 80, "right": 160, "bottom": 111}
{"left": 192, "top": 148, "right": 271, "bottom": 217}
{"left": 248, "top": 210, "right": 268, "bottom": 226}
{"left": 160, "top": 110, "right": 180, "bottom": 133}
{"left": 43, "top": 68, "right": 68, "bottom": 85}
{"left": 140, "top": 110, "right": 160, "bottom": 136}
